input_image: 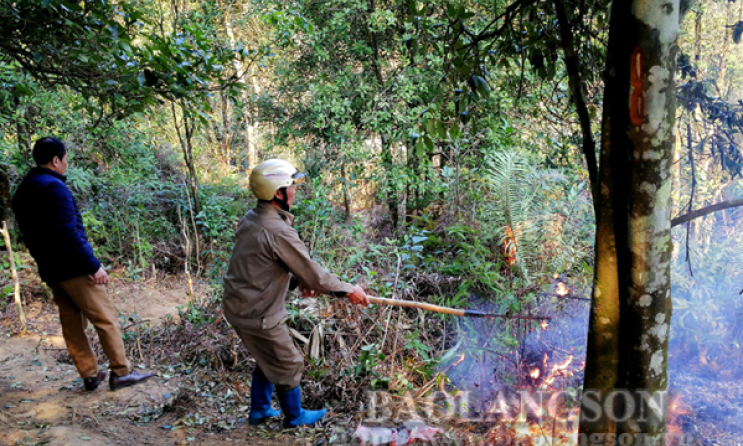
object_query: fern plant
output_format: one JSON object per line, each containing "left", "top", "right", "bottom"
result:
{"left": 479, "top": 147, "right": 568, "bottom": 282}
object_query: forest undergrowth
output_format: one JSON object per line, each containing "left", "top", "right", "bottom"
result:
{"left": 1, "top": 155, "right": 596, "bottom": 444}
{"left": 2, "top": 126, "right": 743, "bottom": 444}
{"left": 1, "top": 259, "right": 593, "bottom": 446}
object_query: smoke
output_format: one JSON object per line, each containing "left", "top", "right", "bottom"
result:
{"left": 670, "top": 221, "right": 743, "bottom": 379}
{"left": 667, "top": 217, "right": 743, "bottom": 444}
{"left": 439, "top": 287, "right": 590, "bottom": 418}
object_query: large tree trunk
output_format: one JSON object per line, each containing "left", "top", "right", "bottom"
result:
{"left": 580, "top": 0, "right": 689, "bottom": 443}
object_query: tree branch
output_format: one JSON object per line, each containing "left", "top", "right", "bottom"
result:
{"left": 685, "top": 124, "right": 696, "bottom": 276}
{"left": 1, "top": 221, "right": 26, "bottom": 333}
{"left": 672, "top": 198, "right": 743, "bottom": 227}
{"left": 554, "top": 0, "right": 599, "bottom": 206}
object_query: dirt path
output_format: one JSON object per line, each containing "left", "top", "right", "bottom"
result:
{"left": 0, "top": 273, "right": 302, "bottom": 446}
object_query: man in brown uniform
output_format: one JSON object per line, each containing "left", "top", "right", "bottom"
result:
{"left": 223, "top": 159, "right": 369, "bottom": 427}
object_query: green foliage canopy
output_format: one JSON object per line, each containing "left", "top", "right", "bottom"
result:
{"left": 0, "top": 0, "right": 253, "bottom": 122}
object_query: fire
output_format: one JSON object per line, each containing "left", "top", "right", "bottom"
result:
{"left": 490, "top": 417, "right": 579, "bottom": 446}
{"left": 668, "top": 396, "right": 691, "bottom": 416}
{"left": 541, "top": 320, "right": 549, "bottom": 329}
{"left": 542, "top": 354, "right": 574, "bottom": 387}
{"left": 555, "top": 282, "right": 570, "bottom": 296}
{"left": 489, "top": 352, "right": 582, "bottom": 445}
{"left": 666, "top": 395, "right": 692, "bottom": 440}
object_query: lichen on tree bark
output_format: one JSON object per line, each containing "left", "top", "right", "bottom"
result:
{"left": 580, "top": 0, "right": 689, "bottom": 443}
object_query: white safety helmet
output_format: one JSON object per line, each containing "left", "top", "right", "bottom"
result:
{"left": 249, "top": 159, "right": 305, "bottom": 200}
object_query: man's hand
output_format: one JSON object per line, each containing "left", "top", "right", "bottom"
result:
{"left": 93, "top": 267, "right": 109, "bottom": 285}
{"left": 347, "top": 285, "right": 370, "bottom": 308}
{"left": 299, "top": 284, "right": 316, "bottom": 298}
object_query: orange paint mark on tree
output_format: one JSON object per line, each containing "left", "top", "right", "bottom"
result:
{"left": 630, "top": 47, "right": 644, "bottom": 125}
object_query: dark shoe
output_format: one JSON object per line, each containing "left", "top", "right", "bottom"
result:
{"left": 83, "top": 371, "right": 107, "bottom": 391}
{"left": 109, "top": 370, "right": 154, "bottom": 391}
{"left": 277, "top": 386, "right": 326, "bottom": 428}
{"left": 248, "top": 367, "right": 280, "bottom": 425}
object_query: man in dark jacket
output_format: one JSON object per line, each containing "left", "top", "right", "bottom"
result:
{"left": 12, "top": 137, "right": 153, "bottom": 391}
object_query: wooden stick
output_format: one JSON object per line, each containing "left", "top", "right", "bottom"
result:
{"left": 1, "top": 221, "right": 26, "bottom": 333}
{"left": 367, "top": 296, "right": 550, "bottom": 320}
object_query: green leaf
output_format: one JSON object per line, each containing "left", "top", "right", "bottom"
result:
{"left": 412, "top": 236, "right": 428, "bottom": 244}
{"left": 446, "top": 3, "right": 456, "bottom": 18}
{"left": 450, "top": 122, "right": 461, "bottom": 139}
{"left": 436, "top": 121, "right": 447, "bottom": 139}
{"left": 168, "top": 84, "right": 188, "bottom": 96}
{"left": 423, "top": 135, "right": 434, "bottom": 151}
{"left": 415, "top": 140, "right": 426, "bottom": 157}
{"left": 425, "top": 119, "right": 434, "bottom": 134}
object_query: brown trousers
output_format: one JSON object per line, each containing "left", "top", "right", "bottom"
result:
{"left": 51, "top": 275, "right": 131, "bottom": 379}
{"left": 233, "top": 322, "right": 304, "bottom": 391}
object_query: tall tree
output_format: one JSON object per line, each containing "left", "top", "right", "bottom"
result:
{"left": 0, "top": 0, "right": 253, "bottom": 241}
{"left": 580, "top": 0, "right": 693, "bottom": 443}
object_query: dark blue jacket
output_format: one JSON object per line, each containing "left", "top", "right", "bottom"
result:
{"left": 11, "top": 168, "right": 101, "bottom": 284}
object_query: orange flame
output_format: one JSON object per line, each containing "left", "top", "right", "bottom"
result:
{"left": 666, "top": 395, "right": 691, "bottom": 438}
{"left": 490, "top": 417, "right": 579, "bottom": 445}
{"left": 543, "top": 355, "right": 575, "bottom": 387}
{"left": 669, "top": 396, "right": 691, "bottom": 416}
{"left": 490, "top": 352, "right": 583, "bottom": 445}
{"left": 556, "top": 282, "right": 570, "bottom": 296}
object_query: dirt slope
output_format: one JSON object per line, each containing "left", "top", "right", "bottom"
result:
{"left": 0, "top": 273, "right": 301, "bottom": 446}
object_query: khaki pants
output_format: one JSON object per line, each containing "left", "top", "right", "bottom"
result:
{"left": 51, "top": 275, "right": 131, "bottom": 379}
{"left": 233, "top": 322, "right": 304, "bottom": 391}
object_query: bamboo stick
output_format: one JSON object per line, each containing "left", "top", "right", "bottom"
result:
{"left": 367, "top": 296, "right": 550, "bottom": 320}
{"left": 1, "top": 221, "right": 26, "bottom": 332}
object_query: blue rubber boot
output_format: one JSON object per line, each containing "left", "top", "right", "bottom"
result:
{"left": 277, "top": 386, "right": 327, "bottom": 427}
{"left": 248, "top": 367, "right": 280, "bottom": 425}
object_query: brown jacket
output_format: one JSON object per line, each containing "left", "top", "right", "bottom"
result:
{"left": 223, "top": 202, "right": 354, "bottom": 330}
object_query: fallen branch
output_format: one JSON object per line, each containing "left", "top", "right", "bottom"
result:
{"left": 1, "top": 221, "right": 26, "bottom": 333}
